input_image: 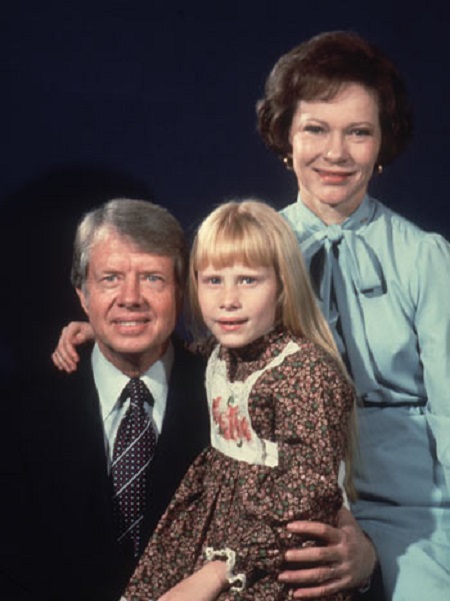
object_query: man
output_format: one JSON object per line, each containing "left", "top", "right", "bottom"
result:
{"left": 0, "top": 198, "right": 208, "bottom": 600}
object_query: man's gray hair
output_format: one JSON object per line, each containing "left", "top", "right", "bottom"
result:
{"left": 71, "top": 198, "right": 188, "bottom": 291}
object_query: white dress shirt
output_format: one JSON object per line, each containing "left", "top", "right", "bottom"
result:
{"left": 91, "top": 342, "right": 174, "bottom": 471}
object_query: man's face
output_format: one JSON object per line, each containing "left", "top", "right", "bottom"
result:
{"left": 77, "top": 228, "right": 179, "bottom": 376}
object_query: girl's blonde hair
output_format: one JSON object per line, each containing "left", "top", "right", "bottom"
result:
{"left": 189, "top": 199, "right": 356, "bottom": 498}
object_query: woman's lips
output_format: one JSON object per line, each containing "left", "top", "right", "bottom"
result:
{"left": 315, "top": 168, "right": 354, "bottom": 183}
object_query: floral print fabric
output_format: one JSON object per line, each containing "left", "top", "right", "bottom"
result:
{"left": 125, "top": 329, "right": 355, "bottom": 600}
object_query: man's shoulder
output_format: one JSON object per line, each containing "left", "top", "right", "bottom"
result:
{"left": 5, "top": 353, "right": 97, "bottom": 421}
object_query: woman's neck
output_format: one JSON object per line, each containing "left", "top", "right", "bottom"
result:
{"left": 298, "top": 191, "right": 366, "bottom": 225}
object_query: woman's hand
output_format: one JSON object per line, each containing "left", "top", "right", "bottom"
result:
{"left": 278, "top": 507, "right": 377, "bottom": 598}
{"left": 158, "top": 561, "right": 227, "bottom": 601}
{"left": 51, "top": 321, "right": 94, "bottom": 373}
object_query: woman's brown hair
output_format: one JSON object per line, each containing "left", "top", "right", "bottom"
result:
{"left": 256, "top": 30, "right": 413, "bottom": 166}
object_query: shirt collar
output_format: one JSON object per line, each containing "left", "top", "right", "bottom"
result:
{"left": 91, "top": 341, "right": 174, "bottom": 428}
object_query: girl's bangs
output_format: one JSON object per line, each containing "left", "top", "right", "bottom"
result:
{"left": 195, "top": 223, "right": 273, "bottom": 270}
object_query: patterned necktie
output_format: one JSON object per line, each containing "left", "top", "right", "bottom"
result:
{"left": 112, "top": 378, "right": 157, "bottom": 556}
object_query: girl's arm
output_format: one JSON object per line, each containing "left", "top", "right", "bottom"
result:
{"left": 158, "top": 561, "right": 227, "bottom": 601}
{"left": 51, "top": 321, "right": 94, "bottom": 372}
{"left": 122, "top": 563, "right": 227, "bottom": 601}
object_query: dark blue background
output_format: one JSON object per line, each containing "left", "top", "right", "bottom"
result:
{"left": 2, "top": 1, "right": 449, "bottom": 372}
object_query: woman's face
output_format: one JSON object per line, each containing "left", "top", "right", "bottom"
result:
{"left": 288, "top": 83, "right": 382, "bottom": 224}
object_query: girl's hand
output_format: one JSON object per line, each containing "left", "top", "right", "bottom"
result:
{"left": 51, "top": 321, "right": 94, "bottom": 373}
{"left": 158, "top": 561, "right": 227, "bottom": 601}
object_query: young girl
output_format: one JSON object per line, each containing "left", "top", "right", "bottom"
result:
{"left": 123, "top": 200, "right": 355, "bottom": 601}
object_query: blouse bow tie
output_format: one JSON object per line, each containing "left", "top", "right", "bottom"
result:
{"left": 302, "top": 225, "right": 385, "bottom": 399}
{"left": 303, "top": 225, "right": 385, "bottom": 304}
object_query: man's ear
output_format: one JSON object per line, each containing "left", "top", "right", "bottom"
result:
{"left": 76, "top": 287, "right": 89, "bottom": 316}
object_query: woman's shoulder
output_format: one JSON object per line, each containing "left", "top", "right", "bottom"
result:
{"left": 372, "top": 197, "right": 449, "bottom": 249}
{"left": 365, "top": 198, "right": 450, "bottom": 281}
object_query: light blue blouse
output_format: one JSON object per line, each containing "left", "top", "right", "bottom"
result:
{"left": 281, "top": 195, "right": 450, "bottom": 600}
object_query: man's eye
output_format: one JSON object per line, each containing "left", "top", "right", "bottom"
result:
{"left": 146, "top": 274, "right": 163, "bottom": 282}
{"left": 102, "top": 274, "right": 118, "bottom": 282}
{"left": 143, "top": 275, "right": 167, "bottom": 291}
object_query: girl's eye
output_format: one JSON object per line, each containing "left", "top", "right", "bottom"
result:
{"left": 240, "top": 276, "right": 256, "bottom": 285}
{"left": 202, "top": 276, "right": 221, "bottom": 285}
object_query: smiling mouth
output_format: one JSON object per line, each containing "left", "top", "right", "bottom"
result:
{"left": 113, "top": 319, "right": 150, "bottom": 326}
{"left": 217, "top": 318, "right": 247, "bottom": 330}
{"left": 315, "top": 168, "right": 354, "bottom": 182}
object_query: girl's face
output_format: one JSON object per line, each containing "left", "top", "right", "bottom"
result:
{"left": 289, "top": 82, "right": 382, "bottom": 224}
{"left": 197, "top": 262, "right": 278, "bottom": 348}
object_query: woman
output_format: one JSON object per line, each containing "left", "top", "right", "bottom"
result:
{"left": 256, "top": 30, "right": 450, "bottom": 601}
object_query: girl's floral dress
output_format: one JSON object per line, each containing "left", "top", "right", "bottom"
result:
{"left": 125, "top": 328, "right": 355, "bottom": 601}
